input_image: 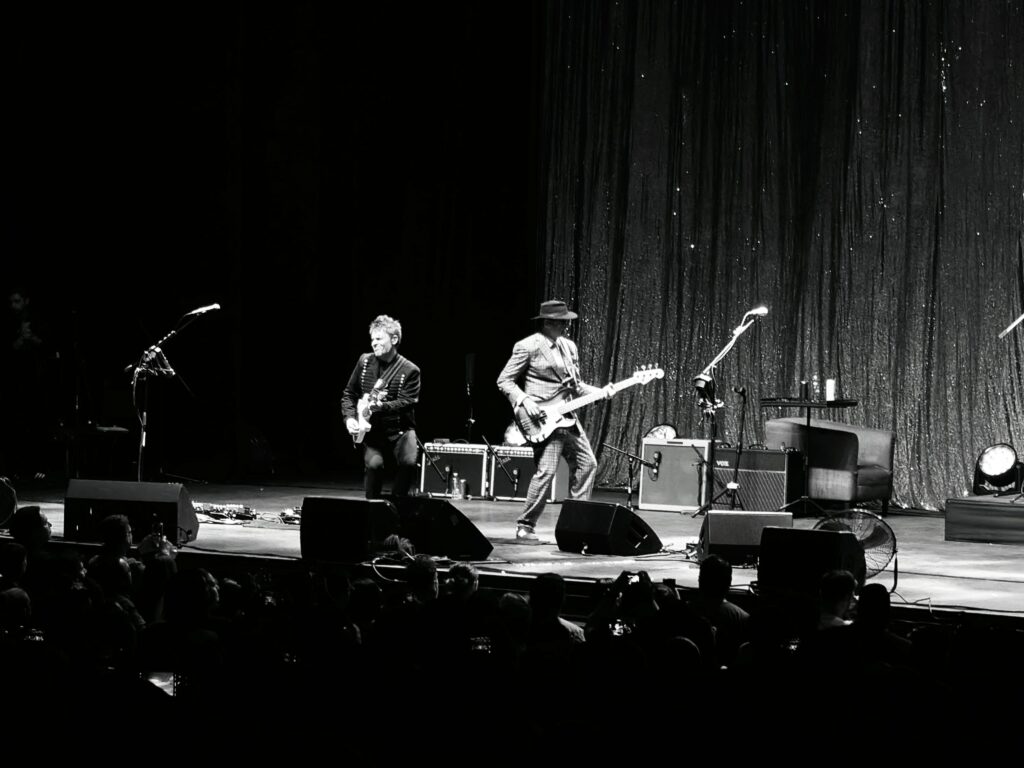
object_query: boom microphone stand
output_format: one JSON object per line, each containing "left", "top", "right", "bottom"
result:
{"left": 481, "top": 435, "right": 519, "bottom": 500}
{"left": 125, "top": 303, "right": 220, "bottom": 482}
{"left": 601, "top": 442, "right": 659, "bottom": 510}
{"left": 416, "top": 435, "right": 450, "bottom": 497}
{"left": 691, "top": 307, "right": 767, "bottom": 517}
{"left": 464, "top": 353, "right": 476, "bottom": 442}
{"left": 712, "top": 385, "right": 749, "bottom": 510}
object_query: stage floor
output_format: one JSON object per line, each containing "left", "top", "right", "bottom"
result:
{"left": 15, "top": 479, "right": 1024, "bottom": 619}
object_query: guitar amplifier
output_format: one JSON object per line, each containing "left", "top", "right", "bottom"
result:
{"left": 489, "top": 446, "right": 570, "bottom": 502}
{"left": 638, "top": 438, "right": 711, "bottom": 512}
{"left": 419, "top": 442, "right": 488, "bottom": 498}
{"left": 710, "top": 448, "right": 804, "bottom": 511}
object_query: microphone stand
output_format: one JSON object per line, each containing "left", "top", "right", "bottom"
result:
{"left": 713, "top": 387, "right": 749, "bottom": 510}
{"left": 465, "top": 382, "right": 476, "bottom": 442}
{"left": 415, "top": 435, "right": 449, "bottom": 497}
{"left": 464, "top": 353, "right": 476, "bottom": 442}
{"left": 691, "top": 311, "right": 761, "bottom": 518}
{"left": 481, "top": 435, "right": 518, "bottom": 500}
{"left": 124, "top": 307, "right": 216, "bottom": 483}
{"left": 998, "top": 310, "right": 1024, "bottom": 339}
{"left": 601, "top": 442, "right": 658, "bottom": 510}
{"left": 127, "top": 344, "right": 179, "bottom": 483}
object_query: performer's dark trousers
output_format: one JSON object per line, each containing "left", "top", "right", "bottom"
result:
{"left": 363, "top": 429, "right": 418, "bottom": 499}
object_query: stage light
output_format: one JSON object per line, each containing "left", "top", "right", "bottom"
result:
{"left": 973, "top": 443, "right": 1023, "bottom": 495}
{"left": 643, "top": 424, "right": 678, "bottom": 441}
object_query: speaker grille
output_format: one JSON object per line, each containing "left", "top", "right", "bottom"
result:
{"left": 710, "top": 449, "right": 803, "bottom": 510}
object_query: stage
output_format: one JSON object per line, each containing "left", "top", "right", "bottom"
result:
{"left": 15, "top": 479, "right": 1024, "bottom": 620}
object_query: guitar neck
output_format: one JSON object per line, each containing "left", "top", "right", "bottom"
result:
{"left": 553, "top": 378, "right": 638, "bottom": 416}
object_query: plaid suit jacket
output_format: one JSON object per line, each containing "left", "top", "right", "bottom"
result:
{"left": 497, "top": 332, "right": 600, "bottom": 407}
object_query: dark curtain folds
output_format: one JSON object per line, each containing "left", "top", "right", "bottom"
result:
{"left": 539, "top": 0, "right": 1024, "bottom": 511}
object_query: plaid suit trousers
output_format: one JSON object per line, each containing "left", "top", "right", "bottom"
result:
{"left": 517, "top": 424, "right": 597, "bottom": 529}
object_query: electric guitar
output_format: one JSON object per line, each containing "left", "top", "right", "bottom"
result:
{"left": 512, "top": 366, "right": 664, "bottom": 444}
{"left": 352, "top": 382, "right": 387, "bottom": 444}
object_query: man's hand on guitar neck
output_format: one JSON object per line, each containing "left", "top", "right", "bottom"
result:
{"left": 602, "top": 383, "right": 615, "bottom": 399}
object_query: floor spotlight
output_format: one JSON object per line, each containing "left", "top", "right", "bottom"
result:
{"left": 973, "top": 443, "right": 1022, "bottom": 495}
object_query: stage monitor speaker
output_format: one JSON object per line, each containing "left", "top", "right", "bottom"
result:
{"left": 300, "top": 497, "right": 400, "bottom": 563}
{"left": 64, "top": 479, "right": 199, "bottom": 546}
{"left": 697, "top": 511, "right": 793, "bottom": 565}
{"left": 387, "top": 496, "right": 493, "bottom": 560}
{"left": 757, "top": 526, "right": 866, "bottom": 597}
{"left": 710, "top": 448, "right": 803, "bottom": 511}
{"left": 638, "top": 438, "right": 710, "bottom": 512}
{"left": 555, "top": 500, "right": 663, "bottom": 555}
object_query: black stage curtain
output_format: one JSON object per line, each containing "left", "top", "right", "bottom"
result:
{"left": 538, "top": 1, "right": 1024, "bottom": 511}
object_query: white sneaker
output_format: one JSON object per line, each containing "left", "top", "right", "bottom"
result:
{"left": 515, "top": 524, "right": 539, "bottom": 541}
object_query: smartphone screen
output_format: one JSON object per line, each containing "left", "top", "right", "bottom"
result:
{"left": 146, "top": 671, "right": 176, "bottom": 696}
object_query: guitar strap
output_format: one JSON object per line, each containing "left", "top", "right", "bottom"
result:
{"left": 555, "top": 338, "right": 579, "bottom": 389}
{"left": 374, "top": 354, "right": 407, "bottom": 394}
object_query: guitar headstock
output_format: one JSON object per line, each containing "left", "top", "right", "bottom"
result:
{"left": 633, "top": 365, "right": 665, "bottom": 385}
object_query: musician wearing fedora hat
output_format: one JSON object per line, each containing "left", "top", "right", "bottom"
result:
{"left": 497, "top": 300, "right": 614, "bottom": 540}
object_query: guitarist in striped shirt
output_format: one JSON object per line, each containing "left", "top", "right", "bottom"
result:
{"left": 342, "top": 315, "right": 421, "bottom": 499}
{"left": 497, "top": 300, "right": 613, "bottom": 541}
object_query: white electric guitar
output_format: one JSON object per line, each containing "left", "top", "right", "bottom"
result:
{"left": 352, "top": 381, "right": 387, "bottom": 444}
{"left": 512, "top": 366, "right": 664, "bottom": 444}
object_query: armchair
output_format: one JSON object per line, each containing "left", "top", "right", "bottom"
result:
{"left": 764, "top": 417, "right": 896, "bottom": 515}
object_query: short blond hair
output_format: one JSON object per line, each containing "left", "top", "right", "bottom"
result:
{"left": 369, "top": 314, "right": 402, "bottom": 345}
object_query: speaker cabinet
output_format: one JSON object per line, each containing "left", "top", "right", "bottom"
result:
{"left": 638, "top": 438, "right": 710, "bottom": 512}
{"left": 387, "top": 496, "right": 493, "bottom": 560}
{"left": 710, "top": 448, "right": 804, "bottom": 511}
{"left": 419, "top": 443, "right": 488, "bottom": 497}
{"left": 697, "top": 511, "right": 793, "bottom": 565}
{"left": 757, "top": 527, "right": 866, "bottom": 596}
{"left": 489, "top": 447, "right": 570, "bottom": 502}
{"left": 300, "top": 497, "right": 400, "bottom": 562}
{"left": 64, "top": 479, "right": 200, "bottom": 546}
{"left": 555, "top": 500, "right": 663, "bottom": 555}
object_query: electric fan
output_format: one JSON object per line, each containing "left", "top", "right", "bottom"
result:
{"left": 813, "top": 509, "right": 897, "bottom": 578}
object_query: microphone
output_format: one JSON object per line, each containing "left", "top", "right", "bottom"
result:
{"left": 747, "top": 306, "right": 768, "bottom": 317}
{"left": 733, "top": 385, "right": 747, "bottom": 396}
{"left": 185, "top": 303, "right": 221, "bottom": 317}
{"left": 155, "top": 348, "right": 175, "bottom": 376}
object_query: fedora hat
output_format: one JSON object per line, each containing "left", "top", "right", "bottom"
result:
{"left": 532, "top": 300, "right": 578, "bottom": 320}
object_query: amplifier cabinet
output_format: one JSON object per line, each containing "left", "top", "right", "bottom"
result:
{"left": 419, "top": 442, "right": 488, "bottom": 498}
{"left": 489, "top": 446, "right": 569, "bottom": 502}
{"left": 710, "top": 448, "right": 804, "bottom": 511}
{"left": 638, "top": 438, "right": 711, "bottom": 512}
